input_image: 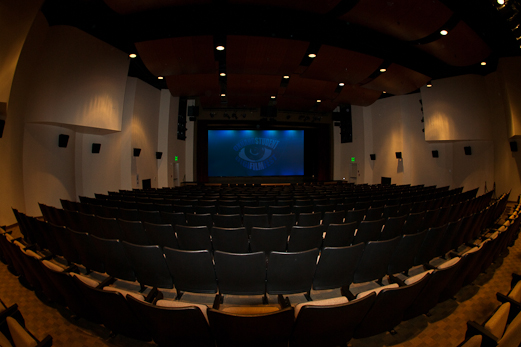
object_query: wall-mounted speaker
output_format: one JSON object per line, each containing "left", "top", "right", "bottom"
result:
{"left": 133, "top": 148, "right": 141, "bottom": 157}
{"left": 510, "top": 141, "right": 518, "bottom": 152}
{"left": 432, "top": 150, "right": 439, "bottom": 158}
{"left": 0, "top": 119, "right": 5, "bottom": 139}
{"left": 395, "top": 152, "right": 402, "bottom": 159}
{"left": 58, "top": 134, "right": 69, "bottom": 148}
{"left": 187, "top": 105, "right": 199, "bottom": 121}
{"left": 92, "top": 143, "right": 101, "bottom": 153}
{"left": 370, "top": 154, "right": 376, "bottom": 160}
{"left": 156, "top": 152, "right": 163, "bottom": 159}
{"left": 464, "top": 146, "right": 472, "bottom": 155}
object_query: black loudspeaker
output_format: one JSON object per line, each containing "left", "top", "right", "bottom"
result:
{"left": 133, "top": 148, "right": 141, "bottom": 157}
{"left": 464, "top": 146, "right": 472, "bottom": 155}
{"left": 432, "top": 150, "right": 439, "bottom": 158}
{"left": 188, "top": 106, "right": 199, "bottom": 121}
{"left": 339, "top": 105, "right": 352, "bottom": 143}
{"left": 510, "top": 141, "right": 518, "bottom": 152}
{"left": 58, "top": 134, "right": 69, "bottom": 148}
{"left": 0, "top": 119, "right": 5, "bottom": 138}
{"left": 395, "top": 152, "right": 402, "bottom": 159}
{"left": 156, "top": 152, "right": 163, "bottom": 159}
{"left": 370, "top": 154, "right": 376, "bottom": 160}
{"left": 92, "top": 143, "right": 101, "bottom": 153}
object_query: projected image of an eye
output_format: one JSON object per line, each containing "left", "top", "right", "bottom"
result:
{"left": 238, "top": 145, "right": 272, "bottom": 162}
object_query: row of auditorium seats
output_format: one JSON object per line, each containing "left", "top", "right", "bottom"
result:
{"left": 0, "top": 296, "right": 52, "bottom": 347}
{"left": 1, "top": 197, "right": 518, "bottom": 346}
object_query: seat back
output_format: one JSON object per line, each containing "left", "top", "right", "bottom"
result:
{"left": 313, "top": 244, "right": 365, "bottom": 291}
{"left": 250, "top": 226, "right": 287, "bottom": 253}
{"left": 267, "top": 248, "right": 319, "bottom": 295}
{"left": 175, "top": 225, "right": 212, "bottom": 251}
{"left": 323, "top": 222, "right": 356, "bottom": 247}
{"left": 353, "top": 236, "right": 401, "bottom": 284}
{"left": 214, "top": 251, "right": 267, "bottom": 295}
{"left": 212, "top": 227, "right": 249, "bottom": 253}
{"left": 288, "top": 225, "right": 324, "bottom": 252}
{"left": 123, "top": 242, "right": 174, "bottom": 289}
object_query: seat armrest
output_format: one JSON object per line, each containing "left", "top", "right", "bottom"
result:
{"left": 36, "top": 335, "right": 53, "bottom": 347}
{"left": 496, "top": 293, "right": 521, "bottom": 321}
{"left": 278, "top": 294, "right": 291, "bottom": 308}
{"left": 465, "top": 321, "right": 499, "bottom": 347}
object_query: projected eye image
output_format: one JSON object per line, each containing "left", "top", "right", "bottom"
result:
{"left": 208, "top": 130, "right": 304, "bottom": 177}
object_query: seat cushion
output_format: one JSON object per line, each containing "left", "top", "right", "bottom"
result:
{"left": 70, "top": 273, "right": 99, "bottom": 288}
{"left": 485, "top": 302, "right": 510, "bottom": 338}
{"left": 0, "top": 331, "right": 13, "bottom": 347}
{"left": 103, "top": 286, "right": 145, "bottom": 302}
{"left": 156, "top": 299, "right": 209, "bottom": 323}
{"left": 404, "top": 270, "right": 433, "bottom": 285}
{"left": 438, "top": 256, "right": 460, "bottom": 269}
{"left": 356, "top": 283, "right": 399, "bottom": 299}
{"left": 294, "top": 296, "right": 348, "bottom": 318}
{"left": 509, "top": 281, "right": 521, "bottom": 302}
{"left": 41, "top": 260, "right": 65, "bottom": 272}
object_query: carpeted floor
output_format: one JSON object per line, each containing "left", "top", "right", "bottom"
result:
{"left": 1, "top": 209, "right": 519, "bottom": 347}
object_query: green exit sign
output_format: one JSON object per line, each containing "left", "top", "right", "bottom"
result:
{"left": 175, "top": 156, "right": 178, "bottom": 161}
{"left": 351, "top": 157, "right": 355, "bottom": 162}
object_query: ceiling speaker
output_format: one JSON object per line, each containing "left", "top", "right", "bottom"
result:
{"left": 0, "top": 119, "right": 5, "bottom": 138}
{"left": 156, "top": 152, "right": 163, "bottom": 159}
{"left": 395, "top": 152, "right": 402, "bottom": 159}
{"left": 432, "top": 150, "right": 439, "bottom": 158}
{"left": 510, "top": 141, "right": 518, "bottom": 152}
{"left": 58, "top": 134, "right": 69, "bottom": 148}
{"left": 92, "top": 143, "right": 101, "bottom": 153}
{"left": 464, "top": 146, "right": 472, "bottom": 155}
{"left": 370, "top": 154, "right": 376, "bottom": 160}
{"left": 133, "top": 148, "right": 141, "bottom": 157}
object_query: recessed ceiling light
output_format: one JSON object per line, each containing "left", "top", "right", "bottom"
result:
{"left": 129, "top": 53, "right": 137, "bottom": 58}
{"left": 220, "top": 93, "right": 226, "bottom": 97}
{"left": 440, "top": 30, "right": 448, "bottom": 36}
{"left": 271, "top": 96, "right": 276, "bottom": 99}
{"left": 157, "top": 76, "right": 164, "bottom": 80}
{"left": 283, "top": 75, "right": 290, "bottom": 79}
{"left": 316, "top": 99, "right": 322, "bottom": 103}
{"left": 216, "top": 46, "right": 225, "bottom": 51}
{"left": 481, "top": 61, "right": 487, "bottom": 66}
{"left": 426, "top": 82, "right": 432, "bottom": 88}
{"left": 379, "top": 68, "right": 387, "bottom": 73}
{"left": 498, "top": 0, "right": 505, "bottom": 5}
{"left": 338, "top": 82, "right": 345, "bottom": 86}
{"left": 220, "top": 72, "right": 226, "bottom": 76}
{"left": 308, "top": 53, "right": 317, "bottom": 58}
{"left": 383, "top": 91, "right": 387, "bottom": 94}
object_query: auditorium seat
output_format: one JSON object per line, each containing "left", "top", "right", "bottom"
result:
{"left": 352, "top": 218, "right": 385, "bottom": 245}
{"left": 323, "top": 222, "right": 356, "bottom": 247}
{"left": 270, "top": 213, "right": 297, "bottom": 235}
{"left": 213, "top": 214, "right": 242, "bottom": 228}
{"left": 186, "top": 213, "right": 214, "bottom": 232}
{"left": 353, "top": 236, "right": 401, "bottom": 285}
{"left": 163, "top": 248, "right": 217, "bottom": 300}
{"left": 312, "top": 244, "right": 364, "bottom": 294}
{"left": 321, "top": 211, "right": 344, "bottom": 227}
{"left": 90, "top": 235, "right": 136, "bottom": 282}
{"left": 175, "top": 225, "right": 212, "bottom": 252}
{"left": 419, "top": 208, "right": 440, "bottom": 231}
{"left": 96, "top": 216, "right": 124, "bottom": 240}
{"left": 387, "top": 230, "right": 426, "bottom": 276}
{"left": 353, "top": 270, "right": 431, "bottom": 338}
{"left": 413, "top": 224, "right": 448, "bottom": 266}
{"left": 118, "top": 219, "right": 151, "bottom": 245}
{"left": 379, "top": 215, "right": 407, "bottom": 241}
{"left": 364, "top": 206, "right": 383, "bottom": 221}
{"left": 290, "top": 294, "right": 375, "bottom": 347}
{"left": 402, "top": 211, "right": 425, "bottom": 235}
{"left": 345, "top": 209, "right": 366, "bottom": 228}
{"left": 126, "top": 295, "right": 213, "bottom": 347}
{"left": 117, "top": 208, "right": 141, "bottom": 222}
{"left": 287, "top": 225, "right": 324, "bottom": 252}
{"left": 249, "top": 227, "right": 287, "bottom": 253}
{"left": 212, "top": 227, "right": 249, "bottom": 253}
{"left": 243, "top": 214, "right": 270, "bottom": 235}
{"left": 68, "top": 230, "right": 105, "bottom": 274}
{"left": 268, "top": 205, "right": 292, "bottom": 216}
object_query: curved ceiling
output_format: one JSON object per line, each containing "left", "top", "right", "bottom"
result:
{"left": 41, "top": 0, "right": 521, "bottom": 112}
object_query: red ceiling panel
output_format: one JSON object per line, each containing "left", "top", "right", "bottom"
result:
{"left": 283, "top": 75, "right": 339, "bottom": 100}
{"left": 136, "top": 36, "right": 216, "bottom": 77}
{"left": 418, "top": 21, "right": 492, "bottom": 66}
{"left": 361, "top": 63, "right": 431, "bottom": 95}
{"left": 334, "top": 85, "right": 382, "bottom": 106}
{"left": 103, "top": 0, "right": 212, "bottom": 15}
{"left": 166, "top": 74, "right": 220, "bottom": 97}
{"left": 301, "top": 45, "right": 383, "bottom": 84}
{"left": 340, "top": 0, "right": 453, "bottom": 42}
{"left": 227, "top": 0, "right": 341, "bottom": 14}
{"left": 227, "top": 36, "right": 309, "bottom": 76}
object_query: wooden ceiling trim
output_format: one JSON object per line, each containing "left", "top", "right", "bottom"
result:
{"left": 301, "top": 45, "right": 384, "bottom": 84}
{"left": 136, "top": 36, "right": 216, "bottom": 77}
{"left": 103, "top": 0, "right": 212, "bottom": 15}
{"left": 227, "top": 0, "right": 342, "bottom": 14}
{"left": 165, "top": 74, "right": 220, "bottom": 97}
{"left": 361, "top": 63, "right": 431, "bottom": 95}
{"left": 284, "top": 75, "right": 339, "bottom": 100}
{"left": 227, "top": 36, "right": 309, "bottom": 75}
{"left": 226, "top": 95, "right": 272, "bottom": 108}
{"left": 276, "top": 96, "right": 318, "bottom": 111}
{"left": 340, "top": 0, "right": 453, "bottom": 42}
{"left": 227, "top": 74, "right": 281, "bottom": 96}
{"left": 418, "top": 21, "right": 492, "bottom": 66}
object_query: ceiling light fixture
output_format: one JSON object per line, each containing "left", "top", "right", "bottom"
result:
{"left": 481, "top": 61, "right": 487, "bottom": 66}
{"left": 308, "top": 53, "right": 317, "bottom": 58}
{"left": 157, "top": 76, "right": 164, "bottom": 80}
{"left": 220, "top": 72, "right": 226, "bottom": 76}
{"left": 379, "top": 68, "right": 387, "bottom": 73}
{"left": 316, "top": 99, "right": 322, "bottom": 103}
{"left": 440, "top": 29, "right": 449, "bottom": 36}
{"left": 216, "top": 45, "right": 225, "bottom": 51}
{"left": 220, "top": 93, "right": 226, "bottom": 97}
{"left": 129, "top": 53, "right": 137, "bottom": 58}
{"left": 426, "top": 82, "right": 432, "bottom": 88}
{"left": 498, "top": 0, "right": 505, "bottom": 4}
{"left": 338, "top": 82, "right": 345, "bottom": 86}
{"left": 271, "top": 96, "right": 276, "bottom": 99}
{"left": 383, "top": 91, "right": 387, "bottom": 94}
